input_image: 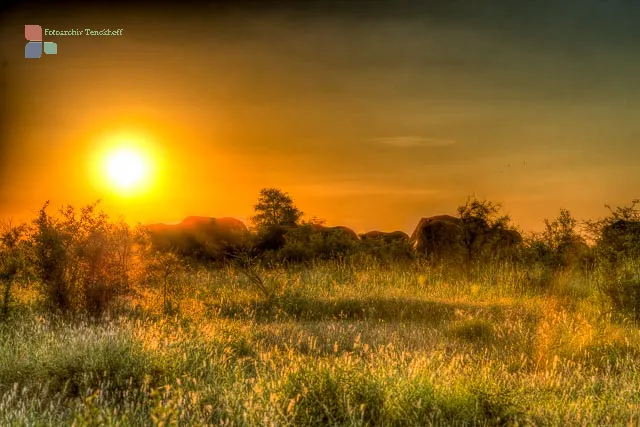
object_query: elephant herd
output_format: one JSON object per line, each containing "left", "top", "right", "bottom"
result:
{"left": 145, "top": 214, "right": 640, "bottom": 264}
{"left": 145, "top": 214, "right": 537, "bottom": 262}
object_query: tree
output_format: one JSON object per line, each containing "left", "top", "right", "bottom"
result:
{"left": 251, "top": 188, "right": 303, "bottom": 233}
{"left": 456, "top": 196, "right": 512, "bottom": 264}
{"left": 541, "top": 209, "right": 578, "bottom": 247}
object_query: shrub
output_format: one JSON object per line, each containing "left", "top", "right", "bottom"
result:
{"left": 273, "top": 225, "right": 358, "bottom": 264}
{"left": 143, "top": 251, "right": 190, "bottom": 314}
{"left": 358, "top": 238, "right": 415, "bottom": 263}
{"left": 0, "top": 222, "right": 31, "bottom": 318}
{"left": 30, "top": 201, "right": 133, "bottom": 316}
{"left": 525, "top": 209, "right": 591, "bottom": 271}
{"left": 587, "top": 199, "right": 640, "bottom": 264}
{"left": 598, "top": 259, "right": 640, "bottom": 321}
{"left": 278, "top": 226, "right": 325, "bottom": 264}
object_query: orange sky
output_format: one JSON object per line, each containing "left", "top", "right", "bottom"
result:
{"left": 1, "top": 2, "right": 639, "bottom": 234}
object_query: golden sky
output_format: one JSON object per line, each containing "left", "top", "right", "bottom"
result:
{"left": 1, "top": 1, "right": 639, "bottom": 233}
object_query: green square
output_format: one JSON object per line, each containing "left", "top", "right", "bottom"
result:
{"left": 43, "top": 42, "right": 57, "bottom": 54}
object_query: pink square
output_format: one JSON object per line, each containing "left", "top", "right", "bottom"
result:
{"left": 25, "top": 25, "right": 42, "bottom": 41}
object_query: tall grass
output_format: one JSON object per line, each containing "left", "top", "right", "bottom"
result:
{"left": 1, "top": 257, "right": 639, "bottom": 425}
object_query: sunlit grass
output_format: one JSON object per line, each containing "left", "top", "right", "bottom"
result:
{"left": 1, "top": 259, "right": 640, "bottom": 425}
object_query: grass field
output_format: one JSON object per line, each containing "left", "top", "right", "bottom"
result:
{"left": 1, "top": 258, "right": 639, "bottom": 426}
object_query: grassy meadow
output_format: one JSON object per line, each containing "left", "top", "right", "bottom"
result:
{"left": 2, "top": 256, "right": 640, "bottom": 426}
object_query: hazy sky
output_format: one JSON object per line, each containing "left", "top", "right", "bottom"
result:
{"left": 1, "top": 0, "right": 639, "bottom": 233}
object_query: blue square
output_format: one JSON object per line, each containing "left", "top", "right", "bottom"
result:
{"left": 43, "top": 42, "right": 57, "bottom": 54}
{"left": 25, "top": 42, "right": 42, "bottom": 58}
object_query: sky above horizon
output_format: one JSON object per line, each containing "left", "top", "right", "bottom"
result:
{"left": 1, "top": 0, "right": 639, "bottom": 233}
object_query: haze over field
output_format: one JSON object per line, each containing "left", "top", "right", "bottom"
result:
{"left": 1, "top": 0, "right": 639, "bottom": 232}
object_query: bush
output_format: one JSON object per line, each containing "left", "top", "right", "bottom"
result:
{"left": 272, "top": 225, "right": 358, "bottom": 264}
{"left": 587, "top": 200, "right": 640, "bottom": 264}
{"left": 598, "top": 259, "right": 640, "bottom": 321}
{"left": 278, "top": 226, "right": 326, "bottom": 264}
{"left": 524, "top": 209, "right": 591, "bottom": 271}
{"left": 143, "top": 251, "right": 190, "bottom": 314}
{"left": 358, "top": 238, "right": 415, "bottom": 263}
{"left": 0, "top": 222, "right": 31, "bottom": 318}
{"left": 30, "top": 201, "right": 134, "bottom": 316}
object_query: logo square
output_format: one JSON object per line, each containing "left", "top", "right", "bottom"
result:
{"left": 44, "top": 42, "right": 57, "bottom": 55}
{"left": 25, "top": 42, "right": 42, "bottom": 59}
{"left": 25, "top": 25, "right": 42, "bottom": 41}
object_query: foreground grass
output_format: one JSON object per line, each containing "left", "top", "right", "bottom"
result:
{"left": 1, "top": 260, "right": 640, "bottom": 425}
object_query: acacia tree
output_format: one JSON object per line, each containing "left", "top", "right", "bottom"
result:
{"left": 251, "top": 188, "right": 303, "bottom": 233}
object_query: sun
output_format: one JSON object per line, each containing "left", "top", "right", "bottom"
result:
{"left": 99, "top": 142, "right": 155, "bottom": 196}
{"left": 105, "top": 148, "right": 148, "bottom": 190}
{"left": 89, "top": 129, "right": 162, "bottom": 199}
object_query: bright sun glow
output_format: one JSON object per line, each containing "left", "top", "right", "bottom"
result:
{"left": 105, "top": 148, "right": 147, "bottom": 190}
{"left": 90, "top": 129, "right": 163, "bottom": 200}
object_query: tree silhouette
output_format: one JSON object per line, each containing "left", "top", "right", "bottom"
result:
{"left": 251, "top": 188, "right": 303, "bottom": 233}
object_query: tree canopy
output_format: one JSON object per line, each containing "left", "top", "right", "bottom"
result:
{"left": 251, "top": 188, "right": 303, "bottom": 233}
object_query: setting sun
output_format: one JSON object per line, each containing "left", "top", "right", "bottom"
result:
{"left": 105, "top": 148, "right": 147, "bottom": 191}
{"left": 88, "top": 130, "right": 161, "bottom": 199}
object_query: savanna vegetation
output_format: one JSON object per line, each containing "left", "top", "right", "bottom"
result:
{"left": 1, "top": 191, "right": 639, "bottom": 426}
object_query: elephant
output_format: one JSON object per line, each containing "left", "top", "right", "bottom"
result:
{"left": 410, "top": 215, "right": 522, "bottom": 261}
{"left": 409, "top": 215, "right": 465, "bottom": 260}
{"left": 488, "top": 228, "right": 523, "bottom": 257}
{"left": 146, "top": 216, "right": 249, "bottom": 261}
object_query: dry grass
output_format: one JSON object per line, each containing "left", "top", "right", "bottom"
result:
{"left": 1, "top": 258, "right": 639, "bottom": 425}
